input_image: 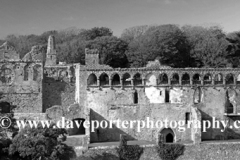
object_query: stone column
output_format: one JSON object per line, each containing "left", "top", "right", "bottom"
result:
{"left": 212, "top": 76, "right": 215, "bottom": 85}
{"left": 179, "top": 76, "right": 182, "bottom": 85}
{"left": 190, "top": 76, "right": 193, "bottom": 86}
{"left": 120, "top": 78, "right": 123, "bottom": 90}
{"left": 97, "top": 78, "right": 100, "bottom": 89}
{"left": 234, "top": 76, "right": 237, "bottom": 85}
{"left": 131, "top": 78, "right": 134, "bottom": 90}
{"left": 223, "top": 77, "right": 226, "bottom": 86}
{"left": 168, "top": 77, "right": 171, "bottom": 86}
{"left": 201, "top": 77, "right": 204, "bottom": 86}
{"left": 109, "top": 78, "right": 112, "bottom": 89}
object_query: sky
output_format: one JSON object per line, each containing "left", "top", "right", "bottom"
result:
{"left": 0, "top": 0, "right": 240, "bottom": 38}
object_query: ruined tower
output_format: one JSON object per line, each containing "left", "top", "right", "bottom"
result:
{"left": 85, "top": 48, "right": 99, "bottom": 66}
{"left": 45, "top": 35, "right": 57, "bottom": 66}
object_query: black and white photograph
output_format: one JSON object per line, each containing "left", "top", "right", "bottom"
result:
{"left": 0, "top": 0, "right": 240, "bottom": 159}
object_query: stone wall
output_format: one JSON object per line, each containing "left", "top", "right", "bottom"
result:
{"left": 76, "top": 142, "right": 240, "bottom": 160}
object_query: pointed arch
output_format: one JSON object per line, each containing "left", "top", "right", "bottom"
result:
{"left": 87, "top": 73, "right": 98, "bottom": 86}
{"left": 203, "top": 73, "right": 212, "bottom": 85}
{"left": 226, "top": 73, "right": 234, "bottom": 85}
{"left": 171, "top": 73, "right": 179, "bottom": 85}
{"left": 133, "top": 73, "right": 142, "bottom": 86}
{"left": 159, "top": 128, "right": 175, "bottom": 143}
{"left": 146, "top": 73, "right": 157, "bottom": 86}
{"left": 99, "top": 73, "right": 109, "bottom": 86}
{"left": 112, "top": 73, "right": 120, "bottom": 86}
{"left": 24, "top": 64, "right": 30, "bottom": 81}
{"left": 158, "top": 73, "right": 168, "bottom": 85}
{"left": 122, "top": 72, "right": 131, "bottom": 86}
{"left": 181, "top": 73, "right": 190, "bottom": 85}
{"left": 214, "top": 73, "right": 223, "bottom": 85}
{"left": 193, "top": 87, "right": 203, "bottom": 104}
{"left": 192, "top": 73, "right": 201, "bottom": 85}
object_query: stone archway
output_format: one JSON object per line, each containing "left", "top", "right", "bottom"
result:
{"left": 159, "top": 128, "right": 175, "bottom": 143}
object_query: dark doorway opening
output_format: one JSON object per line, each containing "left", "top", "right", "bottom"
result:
{"left": 166, "top": 133, "right": 174, "bottom": 143}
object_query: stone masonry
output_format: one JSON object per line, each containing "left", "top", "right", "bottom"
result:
{"left": 1, "top": 35, "right": 240, "bottom": 147}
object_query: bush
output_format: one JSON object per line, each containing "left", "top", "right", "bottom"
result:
{"left": 117, "top": 145, "right": 143, "bottom": 160}
{"left": 8, "top": 124, "right": 76, "bottom": 160}
{"left": 156, "top": 143, "right": 185, "bottom": 160}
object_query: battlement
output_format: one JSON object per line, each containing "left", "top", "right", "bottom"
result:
{"left": 85, "top": 48, "right": 99, "bottom": 67}
{"left": 85, "top": 48, "right": 99, "bottom": 54}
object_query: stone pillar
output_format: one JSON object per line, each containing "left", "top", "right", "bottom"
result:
{"left": 109, "top": 78, "right": 112, "bottom": 89}
{"left": 120, "top": 78, "right": 123, "bottom": 90}
{"left": 131, "top": 78, "right": 134, "bottom": 90}
{"left": 190, "top": 77, "right": 193, "bottom": 86}
{"left": 234, "top": 77, "right": 237, "bottom": 85}
{"left": 97, "top": 78, "right": 100, "bottom": 89}
{"left": 223, "top": 77, "right": 226, "bottom": 86}
{"left": 201, "top": 77, "right": 204, "bottom": 86}
{"left": 179, "top": 76, "right": 182, "bottom": 85}
{"left": 212, "top": 76, "right": 215, "bottom": 85}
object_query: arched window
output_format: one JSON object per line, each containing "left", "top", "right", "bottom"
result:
{"left": 203, "top": 73, "right": 212, "bottom": 85}
{"left": 171, "top": 73, "right": 179, "bottom": 85}
{"left": 225, "top": 89, "right": 236, "bottom": 114}
{"left": 122, "top": 73, "right": 131, "bottom": 86}
{"left": 192, "top": 74, "right": 201, "bottom": 85}
{"left": 158, "top": 73, "right": 168, "bottom": 85}
{"left": 226, "top": 73, "right": 234, "bottom": 85}
{"left": 24, "top": 65, "right": 30, "bottom": 81}
{"left": 159, "top": 128, "right": 175, "bottom": 143}
{"left": 99, "top": 73, "right": 109, "bottom": 86}
{"left": 0, "top": 68, "right": 12, "bottom": 84}
{"left": 214, "top": 73, "right": 223, "bottom": 85}
{"left": 133, "top": 73, "right": 142, "bottom": 86}
{"left": 146, "top": 73, "right": 157, "bottom": 86}
{"left": 193, "top": 87, "right": 202, "bottom": 104}
{"left": 112, "top": 74, "right": 120, "bottom": 86}
{"left": 87, "top": 73, "right": 97, "bottom": 86}
{"left": 182, "top": 73, "right": 190, "bottom": 85}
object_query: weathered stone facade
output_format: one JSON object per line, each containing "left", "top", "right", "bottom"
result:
{"left": 1, "top": 35, "right": 240, "bottom": 147}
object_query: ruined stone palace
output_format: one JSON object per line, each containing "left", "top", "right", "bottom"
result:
{"left": 1, "top": 35, "right": 240, "bottom": 146}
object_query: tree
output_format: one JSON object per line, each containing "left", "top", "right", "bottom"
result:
{"left": 121, "top": 25, "right": 150, "bottom": 43}
{"left": 79, "top": 27, "right": 113, "bottom": 41}
{"left": 226, "top": 31, "right": 240, "bottom": 67}
{"left": 9, "top": 125, "right": 75, "bottom": 160}
{"left": 86, "top": 36, "right": 129, "bottom": 68}
{"left": 182, "top": 25, "right": 230, "bottom": 68}
{"left": 126, "top": 24, "right": 192, "bottom": 68}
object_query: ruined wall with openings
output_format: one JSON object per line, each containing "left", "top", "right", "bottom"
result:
{"left": 80, "top": 55, "right": 240, "bottom": 143}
